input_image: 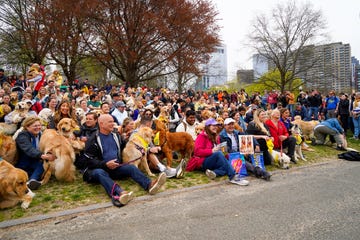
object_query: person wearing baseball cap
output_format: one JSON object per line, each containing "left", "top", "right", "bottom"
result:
{"left": 186, "top": 118, "right": 249, "bottom": 186}
{"left": 219, "top": 118, "right": 271, "bottom": 181}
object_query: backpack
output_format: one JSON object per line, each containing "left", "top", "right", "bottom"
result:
{"left": 338, "top": 151, "right": 360, "bottom": 161}
{"left": 180, "top": 121, "right": 187, "bottom": 132}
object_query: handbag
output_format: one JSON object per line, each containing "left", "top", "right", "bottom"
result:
{"left": 228, "top": 152, "right": 248, "bottom": 177}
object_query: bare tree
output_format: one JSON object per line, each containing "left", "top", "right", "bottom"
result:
{"left": 39, "top": 0, "right": 96, "bottom": 84}
{"left": 0, "top": 0, "right": 53, "bottom": 66}
{"left": 84, "top": 0, "right": 220, "bottom": 87}
{"left": 247, "top": 1, "right": 327, "bottom": 92}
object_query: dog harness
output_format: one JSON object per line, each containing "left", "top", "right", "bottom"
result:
{"left": 127, "top": 133, "right": 149, "bottom": 161}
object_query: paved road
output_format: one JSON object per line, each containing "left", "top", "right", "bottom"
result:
{"left": 1, "top": 160, "right": 360, "bottom": 240}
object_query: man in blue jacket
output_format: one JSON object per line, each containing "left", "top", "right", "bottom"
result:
{"left": 313, "top": 118, "right": 346, "bottom": 150}
{"left": 219, "top": 118, "right": 271, "bottom": 180}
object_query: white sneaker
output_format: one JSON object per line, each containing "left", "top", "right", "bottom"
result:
{"left": 229, "top": 176, "right": 249, "bottom": 186}
{"left": 164, "top": 168, "right": 176, "bottom": 178}
{"left": 176, "top": 159, "right": 187, "bottom": 178}
{"left": 205, "top": 169, "right": 216, "bottom": 180}
{"left": 119, "top": 191, "right": 134, "bottom": 205}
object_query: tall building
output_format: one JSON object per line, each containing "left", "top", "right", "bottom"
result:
{"left": 352, "top": 57, "right": 360, "bottom": 91}
{"left": 236, "top": 69, "right": 254, "bottom": 84}
{"left": 304, "top": 42, "right": 352, "bottom": 93}
{"left": 252, "top": 42, "right": 353, "bottom": 93}
{"left": 253, "top": 54, "right": 269, "bottom": 80}
{"left": 196, "top": 44, "right": 227, "bottom": 90}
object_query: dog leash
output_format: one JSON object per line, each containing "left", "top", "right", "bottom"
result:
{"left": 117, "top": 142, "right": 146, "bottom": 167}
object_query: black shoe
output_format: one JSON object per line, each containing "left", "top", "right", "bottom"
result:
{"left": 290, "top": 156, "right": 297, "bottom": 164}
{"left": 311, "top": 138, "right": 317, "bottom": 146}
{"left": 27, "top": 179, "right": 42, "bottom": 190}
{"left": 336, "top": 145, "right": 347, "bottom": 151}
{"left": 263, "top": 171, "right": 271, "bottom": 181}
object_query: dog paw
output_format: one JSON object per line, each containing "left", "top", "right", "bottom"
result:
{"left": 149, "top": 173, "right": 156, "bottom": 177}
{"left": 21, "top": 201, "right": 30, "bottom": 209}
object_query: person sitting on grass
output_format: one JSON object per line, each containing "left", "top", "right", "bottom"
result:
{"left": 15, "top": 116, "right": 56, "bottom": 190}
{"left": 81, "top": 114, "right": 167, "bottom": 208}
{"left": 219, "top": 118, "right": 271, "bottom": 181}
{"left": 135, "top": 116, "right": 186, "bottom": 178}
{"left": 265, "top": 109, "right": 297, "bottom": 164}
{"left": 186, "top": 118, "right": 249, "bottom": 186}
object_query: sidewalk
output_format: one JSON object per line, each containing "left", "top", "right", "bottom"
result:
{"left": 0, "top": 160, "right": 335, "bottom": 229}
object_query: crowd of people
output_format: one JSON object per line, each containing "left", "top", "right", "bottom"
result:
{"left": 0, "top": 66, "right": 356, "bottom": 207}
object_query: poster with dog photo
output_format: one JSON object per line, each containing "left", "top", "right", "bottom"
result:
{"left": 239, "top": 135, "right": 254, "bottom": 155}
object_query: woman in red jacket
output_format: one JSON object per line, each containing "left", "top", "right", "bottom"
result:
{"left": 186, "top": 118, "right": 249, "bottom": 186}
{"left": 265, "top": 109, "right": 297, "bottom": 163}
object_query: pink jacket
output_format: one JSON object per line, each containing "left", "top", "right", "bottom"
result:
{"left": 186, "top": 131, "right": 219, "bottom": 171}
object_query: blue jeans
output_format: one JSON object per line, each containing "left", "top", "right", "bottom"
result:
{"left": 87, "top": 165, "right": 151, "bottom": 197}
{"left": 16, "top": 158, "right": 44, "bottom": 181}
{"left": 353, "top": 117, "right": 360, "bottom": 138}
{"left": 202, "top": 152, "right": 235, "bottom": 180}
{"left": 307, "top": 106, "right": 319, "bottom": 120}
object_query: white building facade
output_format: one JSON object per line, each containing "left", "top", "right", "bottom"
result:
{"left": 198, "top": 44, "right": 227, "bottom": 90}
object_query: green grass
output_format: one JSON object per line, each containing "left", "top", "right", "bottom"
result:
{"left": 1, "top": 139, "right": 359, "bottom": 222}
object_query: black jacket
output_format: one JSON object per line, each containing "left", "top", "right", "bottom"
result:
{"left": 81, "top": 131, "right": 126, "bottom": 171}
{"left": 15, "top": 131, "right": 43, "bottom": 169}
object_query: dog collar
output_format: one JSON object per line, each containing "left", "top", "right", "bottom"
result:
{"left": 133, "top": 134, "right": 149, "bottom": 149}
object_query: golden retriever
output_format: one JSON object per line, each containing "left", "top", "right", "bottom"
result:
{"left": 157, "top": 129, "right": 194, "bottom": 167}
{"left": 291, "top": 116, "right": 319, "bottom": 140}
{"left": 122, "top": 127, "right": 155, "bottom": 177}
{"left": 0, "top": 104, "right": 12, "bottom": 119}
{"left": 38, "top": 108, "right": 54, "bottom": 130}
{"left": 75, "top": 107, "right": 86, "bottom": 125}
{"left": 0, "top": 160, "right": 35, "bottom": 209}
{"left": 39, "top": 129, "right": 76, "bottom": 184}
{"left": 0, "top": 101, "right": 32, "bottom": 135}
{"left": 291, "top": 124, "right": 307, "bottom": 162}
{"left": 0, "top": 133, "right": 18, "bottom": 165}
{"left": 10, "top": 91, "right": 19, "bottom": 106}
{"left": 57, "top": 118, "right": 85, "bottom": 154}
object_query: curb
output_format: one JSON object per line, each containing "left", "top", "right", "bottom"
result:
{"left": 0, "top": 159, "right": 337, "bottom": 229}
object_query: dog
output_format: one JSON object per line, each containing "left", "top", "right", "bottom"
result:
{"left": 0, "top": 133, "right": 18, "bottom": 165}
{"left": 122, "top": 127, "right": 155, "bottom": 177}
{"left": 0, "top": 104, "right": 12, "bottom": 119}
{"left": 0, "top": 160, "right": 35, "bottom": 209}
{"left": 3, "top": 101, "right": 31, "bottom": 125}
{"left": 195, "top": 121, "right": 205, "bottom": 136}
{"left": 291, "top": 124, "right": 307, "bottom": 162}
{"left": 292, "top": 116, "right": 319, "bottom": 140}
{"left": 0, "top": 123, "right": 18, "bottom": 136}
{"left": 10, "top": 91, "right": 19, "bottom": 106}
{"left": 38, "top": 108, "right": 54, "bottom": 130}
{"left": 156, "top": 128, "right": 194, "bottom": 167}
{"left": 39, "top": 129, "right": 77, "bottom": 184}
{"left": 75, "top": 107, "right": 86, "bottom": 125}
{"left": 270, "top": 149, "right": 291, "bottom": 169}
{"left": 157, "top": 106, "right": 170, "bottom": 128}
{"left": 201, "top": 109, "right": 215, "bottom": 121}
{"left": 57, "top": 118, "right": 85, "bottom": 154}
{"left": 12, "top": 108, "right": 53, "bottom": 140}
{"left": 153, "top": 118, "right": 168, "bottom": 132}
{"left": 267, "top": 139, "right": 290, "bottom": 169}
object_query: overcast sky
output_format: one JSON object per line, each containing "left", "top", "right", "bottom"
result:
{"left": 212, "top": 0, "right": 360, "bottom": 80}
